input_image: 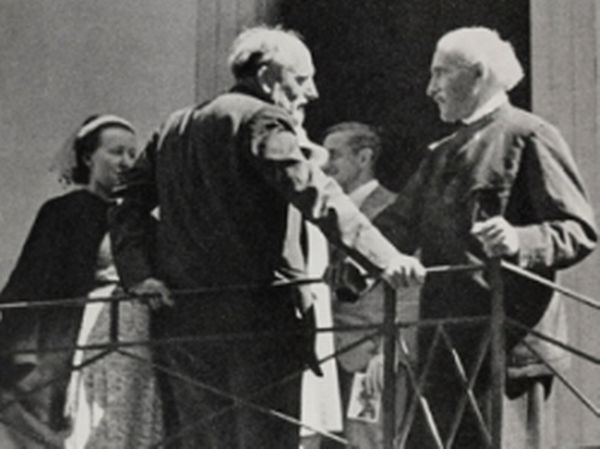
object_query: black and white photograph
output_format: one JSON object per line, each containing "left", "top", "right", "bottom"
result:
{"left": 0, "top": 1, "right": 598, "bottom": 448}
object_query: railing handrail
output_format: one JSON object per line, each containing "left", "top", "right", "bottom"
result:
{"left": 1, "top": 259, "right": 598, "bottom": 313}
{"left": 501, "top": 260, "right": 600, "bottom": 310}
{"left": 0, "top": 258, "right": 598, "bottom": 449}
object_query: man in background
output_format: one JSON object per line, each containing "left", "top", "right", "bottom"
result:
{"left": 323, "top": 122, "right": 419, "bottom": 449}
{"left": 110, "top": 26, "right": 424, "bottom": 449}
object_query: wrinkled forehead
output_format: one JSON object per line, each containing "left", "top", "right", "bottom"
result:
{"left": 430, "top": 48, "right": 471, "bottom": 71}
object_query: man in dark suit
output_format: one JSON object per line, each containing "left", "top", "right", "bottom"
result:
{"left": 323, "top": 122, "right": 418, "bottom": 449}
{"left": 110, "top": 27, "right": 424, "bottom": 449}
{"left": 376, "top": 27, "right": 597, "bottom": 449}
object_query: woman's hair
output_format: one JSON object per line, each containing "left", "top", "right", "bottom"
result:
{"left": 70, "top": 114, "right": 134, "bottom": 185}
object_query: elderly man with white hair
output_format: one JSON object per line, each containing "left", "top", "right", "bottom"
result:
{"left": 376, "top": 27, "right": 596, "bottom": 448}
{"left": 110, "top": 25, "right": 424, "bottom": 449}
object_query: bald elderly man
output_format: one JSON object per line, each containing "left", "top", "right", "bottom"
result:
{"left": 110, "top": 26, "right": 424, "bottom": 449}
{"left": 376, "top": 27, "right": 596, "bottom": 449}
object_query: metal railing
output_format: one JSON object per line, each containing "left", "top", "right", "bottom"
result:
{"left": 0, "top": 256, "right": 597, "bottom": 448}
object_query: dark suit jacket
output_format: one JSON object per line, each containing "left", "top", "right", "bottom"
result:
{"left": 110, "top": 86, "right": 402, "bottom": 337}
{"left": 333, "top": 184, "right": 402, "bottom": 372}
{"left": 376, "top": 102, "right": 597, "bottom": 375}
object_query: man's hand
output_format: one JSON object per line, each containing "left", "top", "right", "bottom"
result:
{"left": 471, "top": 216, "right": 519, "bottom": 258}
{"left": 381, "top": 254, "right": 425, "bottom": 289}
{"left": 129, "top": 277, "right": 173, "bottom": 310}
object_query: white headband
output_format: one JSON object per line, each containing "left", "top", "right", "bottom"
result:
{"left": 76, "top": 114, "right": 134, "bottom": 139}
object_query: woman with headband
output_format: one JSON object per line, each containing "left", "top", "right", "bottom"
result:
{"left": 0, "top": 114, "right": 163, "bottom": 448}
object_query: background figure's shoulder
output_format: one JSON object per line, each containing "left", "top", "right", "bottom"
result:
{"left": 28, "top": 189, "right": 102, "bottom": 231}
{"left": 373, "top": 184, "right": 398, "bottom": 207}
{"left": 361, "top": 184, "right": 398, "bottom": 221}
{"left": 42, "top": 189, "right": 97, "bottom": 211}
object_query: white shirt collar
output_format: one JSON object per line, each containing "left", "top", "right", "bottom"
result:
{"left": 462, "top": 91, "right": 509, "bottom": 125}
{"left": 348, "top": 179, "right": 379, "bottom": 207}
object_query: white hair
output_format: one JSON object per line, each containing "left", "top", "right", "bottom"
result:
{"left": 228, "top": 26, "right": 306, "bottom": 79}
{"left": 437, "top": 27, "right": 524, "bottom": 91}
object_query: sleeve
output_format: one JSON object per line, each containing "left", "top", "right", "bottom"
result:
{"left": 514, "top": 124, "right": 597, "bottom": 269}
{"left": 109, "top": 130, "right": 160, "bottom": 289}
{"left": 373, "top": 159, "right": 429, "bottom": 255}
{"left": 244, "top": 106, "right": 401, "bottom": 274}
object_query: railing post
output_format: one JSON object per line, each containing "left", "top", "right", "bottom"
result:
{"left": 488, "top": 257, "right": 505, "bottom": 449}
{"left": 110, "top": 299, "right": 120, "bottom": 346}
{"left": 383, "top": 284, "right": 398, "bottom": 449}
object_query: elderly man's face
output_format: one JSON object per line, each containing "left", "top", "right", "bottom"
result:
{"left": 427, "top": 50, "right": 480, "bottom": 123}
{"left": 270, "top": 45, "right": 319, "bottom": 125}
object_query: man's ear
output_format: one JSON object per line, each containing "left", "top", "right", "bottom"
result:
{"left": 358, "top": 148, "right": 374, "bottom": 167}
{"left": 256, "top": 64, "right": 279, "bottom": 95}
{"left": 471, "top": 61, "right": 489, "bottom": 93}
{"left": 472, "top": 61, "right": 486, "bottom": 80}
{"left": 82, "top": 152, "right": 93, "bottom": 168}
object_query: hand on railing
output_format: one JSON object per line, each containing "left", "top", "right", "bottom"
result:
{"left": 381, "top": 254, "right": 426, "bottom": 289}
{"left": 128, "top": 277, "right": 174, "bottom": 310}
{"left": 327, "top": 253, "right": 425, "bottom": 303}
{"left": 471, "top": 216, "right": 519, "bottom": 258}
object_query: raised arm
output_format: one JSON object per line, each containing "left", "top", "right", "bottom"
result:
{"left": 243, "top": 106, "right": 424, "bottom": 286}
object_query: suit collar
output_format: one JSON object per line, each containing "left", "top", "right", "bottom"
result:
{"left": 360, "top": 184, "right": 397, "bottom": 220}
{"left": 462, "top": 91, "right": 509, "bottom": 125}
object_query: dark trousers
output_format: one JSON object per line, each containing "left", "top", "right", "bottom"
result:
{"left": 153, "top": 289, "right": 305, "bottom": 449}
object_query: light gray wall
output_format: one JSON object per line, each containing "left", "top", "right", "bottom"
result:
{"left": 531, "top": 0, "right": 600, "bottom": 445}
{"left": 0, "top": 0, "right": 197, "bottom": 284}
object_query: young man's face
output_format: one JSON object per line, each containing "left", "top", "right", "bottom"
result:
{"left": 426, "top": 49, "right": 480, "bottom": 123}
{"left": 322, "top": 130, "right": 365, "bottom": 193}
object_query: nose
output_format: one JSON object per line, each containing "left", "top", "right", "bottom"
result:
{"left": 304, "top": 78, "right": 319, "bottom": 101}
{"left": 322, "top": 158, "right": 335, "bottom": 175}
{"left": 426, "top": 76, "right": 437, "bottom": 98}
{"left": 120, "top": 153, "right": 135, "bottom": 170}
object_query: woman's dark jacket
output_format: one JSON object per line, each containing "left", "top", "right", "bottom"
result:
{"left": 0, "top": 190, "right": 109, "bottom": 382}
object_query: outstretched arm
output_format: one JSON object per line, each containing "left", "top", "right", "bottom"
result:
{"left": 244, "top": 106, "right": 425, "bottom": 288}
